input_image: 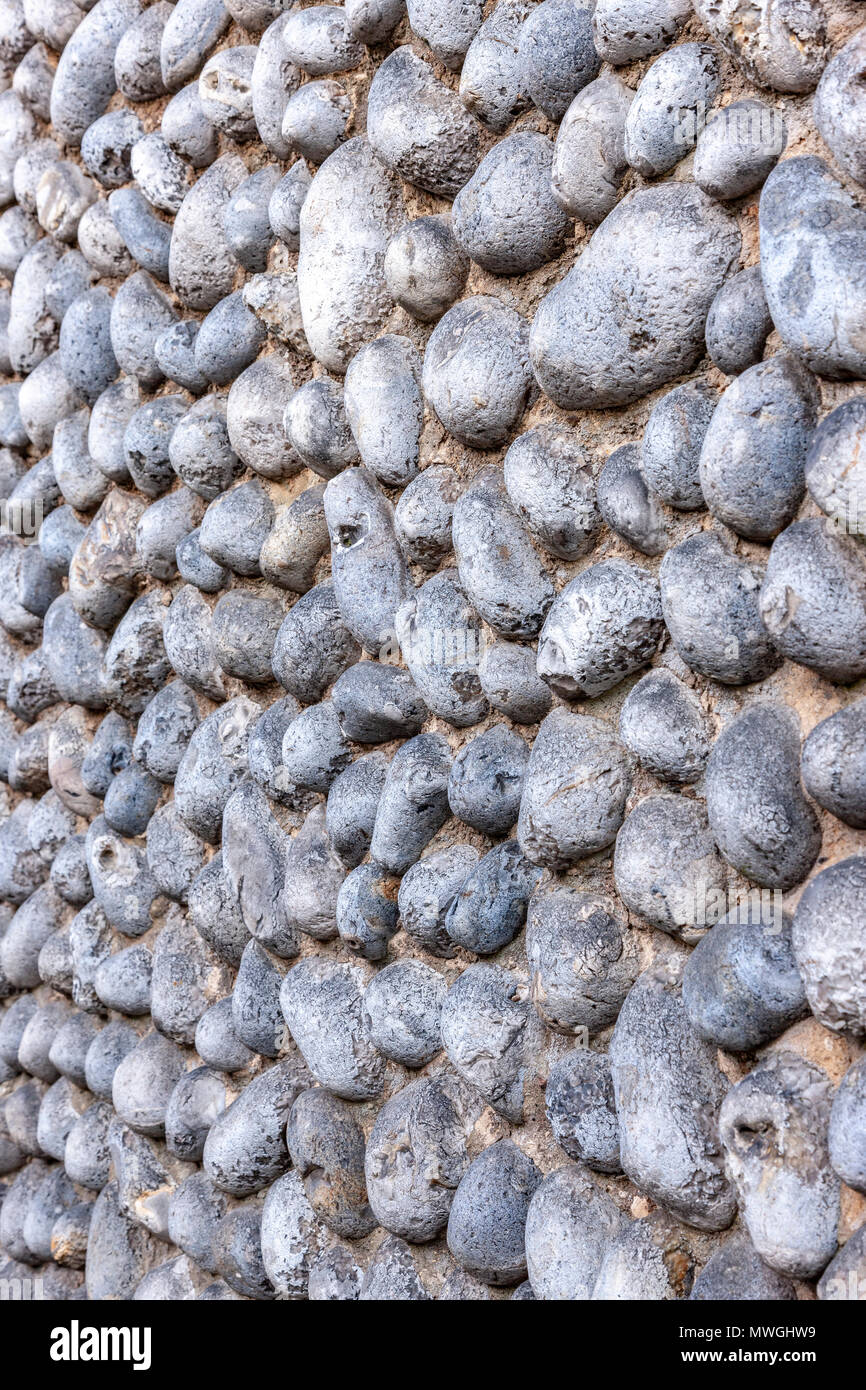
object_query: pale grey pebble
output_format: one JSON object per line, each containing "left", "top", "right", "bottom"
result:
{"left": 518, "top": 707, "right": 631, "bottom": 869}
{"left": 447, "top": 1138, "right": 541, "bottom": 1286}
{"left": 168, "top": 393, "right": 243, "bottom": 501}
{"left": 699, "top": 355, "right": 819, "bottom": 542}
{"left": 804, "top": 397, "right": 866, "bottom": 536}
{"left": 281, "top": 79, "right": 351, "bottom": 163}
{"left": 296, "top": 136, "right": 404, "bottom": 373}
{"left": 624, "top": 43, "right": 721, "bottom": 179}
{"left": 759, "top": 520, "right": 866, "bottom": 684}
{"left": 691, "top": 1234, "right": 796, "bottom": 1301}
{"left": 133, "top": 680, "right": 200, "bottom": 784}
{"left": 283, "top": 377, "right": 358, "bottom": 479}
{"left": 517, "top": 0, "right": 599, "bottom": 122}
{"left": 280, "top": 957, "right": 384, "bottom": 1100}
{"left": 692, "top": 0, "right": 827, "bottom": 94}
{"left": 52, "top": 410, "right": 109, "bottom": 513}
{"left": 530, "top": 183, "right": 740, "bottom": 410}
{"left": 246, "top": 694, "right": 302, "bottom": 806}
{"left": 358, "top": 1236, "right": 430, "bottom": 1300}
{"left": 94, "top": 943, "right": 153, "bottom": 1016}
{"left": 325, "top": 752, "right": 388, "bottom": 869}
{"left": 272, "top": 582, "right": 360, "bottom": 704}
{"left": 250, "top": 12, "right": 302, "bottom": 159}
{"left": 243, "top": 270, "right": 308, "bottom": 355}
{"left": 345, "top": 0, "right": 404, "bottom": 43}
{"left": 188, "top": 852, "right": 250, "bottom": 966}
{"left": 154, "top": 321, "right": 208, "bottom": 397}
{"left": 592, "top": 1213, "right": 697, "bottom": 1300}
{"left": 227, "top": 354, "right": 300, "bottom": 482}
{"left": 268, "top": 160, "right": 311, "bottom": 249}
{"left": 193, "top": 290, "right": 266, "bottom": 386}
{"left": 393, "top": 464, "right": 459, "bottom": 570}
{"left": 49, "top": 0, "right": 143, "bottom": 146}
{"left": 160, "top": 83, "right": 219, "bottom": 168}
{"left": 397, "top": 843, "right": 479, "bottom": 958}
{"left": 458, "top": 0, "right": 532, "bottom": 134}
{"left": 447, "top": 726, "right": 528, "bottom": 836}
{"left": 597, "top": 444, "right": 667, "bottom": 556}
{"left": 405, "top": 0, "right": 483, "bottom": 69}
{"left": 222, "top": 166, "right": 279, "bottom": 272}
{"left": 526, "top": 882, "right": 640, "bottom": 1036}
{"left": 0, "top": 206, "right": 39, "bottom": 278}
{"left": 88, "top": 379, "right": 137, "bottom": 486}
{"left": 77, "top": 200, "right": 136, "bottom": 279}
{"left": 705, "top": 266, "right": 772, "bottom": 375}
{"left": 759, "top": 157, "right": 866, "bottom": 380}
{"left": 362, "top": 959, "right": 445, "bottom": 1068}
{"left": 282, "top": 801, "right": 347, "bottom": 941}
{"left": 194, "top": 999, "right": 254, "bottom": 1074}
{"left": 124, "top": 395, "right": 188, "bottom": 498}
{"left": 452, "top": 131, "right": 569, "bottom": 276}
{"left": 525, "top": 1164, "right": 625, "bottom": 1300}
{"left": 441, "top": 963, "right": 533, "bottom": 1122}
{"left": 801, "top": 698, "right": 866, "bottom": 829}
{"left": 478, "top": 642, "right": 552, "bottom": 726}
{"left": 324, "top": 465, "right": 412, "bottom": 656}
{"left": 81, "top": 109, "right": 144, "bottom": 188}
{"left": 445, "top": 841, "right": 541, "bottom": 955}
{"left": 395, "top": 569, "right": 487, "bottom": 728}
{"left": 146, "top": 801, "right": 207, "bottom": 903}
{"left": 109, "top": 270, "right": 176, "bottom": 390}
{"left": 660, "top": 530, "right": 781, "bottom": 685}
{"left": 343, "top": 335, "right": 423, "bottom": 487}
{"left": 130, "top": 133, "right": 191, "bottom": 216}
{"left": 384, "top": 216, "right": 468, "bottom": 322}
{"left": 591, "top": 0, "right": 690, "bottom": 64}
{"left": 198, "top": 45, "right": 257, "bottom": 140}
{"left": 136, "top": 488, "right": 204, "bottom": 581}
{"left": 308, "top": 1246, "right": 362, "bottom": 1302}
{"left": 282, "top": 4, "right": 363, "bottom": 75}
{"left": 617, "top": 669, "right": 710, "bottom": 785}
{"left": 613, "top": 793, "right": 726, "bottom": 943}
{"left": 336, "top": 862, "right": 400, "bottom": 961}
{"left": 792, "top": 856, "right": 866, "bottom": 1038}
{"left": 169, "top": 153, "right": 246, "bottom": 313}
{"left": 365, "top": 1076, "right": 467, "bottom": 1241}
{"left": 537, "top": 559, "right": 663, "bottom": 699}
{"left": 424, "top": 297, "right": 535, "bottom": 450}
{"left": 173, "top": 695, "right": 261, "bottom": 843}
{"left": 369, "top": 732, "right": 452, "bottom": 875}
{"left": 720, "top": 1052, "right": 839, "bottom": 1279}
{"left": 199, "top": 478, "right": 274, "bottom": 577}
{"left": 332, "top": 662, "right": 426, "bottom": 744}
{"left": 814, "top": 25, "right": 866, "bottom": 188}
{"left": 44, "top": 249, "right": 96, "bottom": 322}
{"left": 203, "top": 1059, "right": 307, "bottom": 1197}
{"left": 682, "top": 904, "right": 808, "bottom": 1053}
{"left": 114, "top": 1, "right": 171, "bottom": 100}
{"left": 545, "top": 1049, "right": 620, "bottom": 1172}
{"left": 610, "top": 951, "right": 736, "bottom": 1231}
{"left": 504, "top": 425, "right": 600, "bottom": 561}
{"left": 828, "top": 1057, "right": 866, "bottom": 1194}
{"left": 176, "top": 529, "right": 229, "bottom": 594}
{"left": 232, "top": 940, "right": 287, "bottom": 1058}
{"left": 366, "top": 46, "right": 480, "bottom": 199}
{"left": 694, "top": 98, "right": 786, "bottom": 200}
{"left": 705, "top": 701, "right": 821, "bottom": 892}
{"left": 280, "top": 700, "right": 352, "bottom": 793}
